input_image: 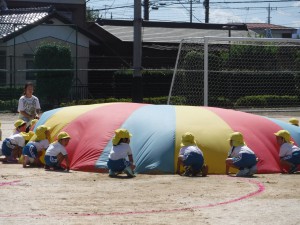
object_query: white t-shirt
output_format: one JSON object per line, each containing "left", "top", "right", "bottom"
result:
{"left": 8, "top": 133, "right": 26, "bottom": 147}
{"left": 18, "top": 95, "right": 41, "bottom": 122}
{"left": 228, "top": 145, "right": 255, "bottom": 158}
{"left": 179, "top": 145, "right": 203, "bottom": 160}
{"left": 279, "top": 143, "right": 300, "bottom": 158}
{"left": 108, "top": 143, "right": 133, "bottom": 161}
{"left": 29, "top": 139, "right": 50, "bottom": 151}
{"left": 45, "top": 142, "right": 68, "bottom": 156}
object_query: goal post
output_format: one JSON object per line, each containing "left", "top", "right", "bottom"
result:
{"left": 168, "top": 36, "right": 300, "bottom": 109}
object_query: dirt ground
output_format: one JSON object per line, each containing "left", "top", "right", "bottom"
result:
{"left": 1, "top": 112, "right": 300, "bottom": 225}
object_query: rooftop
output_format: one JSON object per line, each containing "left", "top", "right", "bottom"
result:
{"left": 0, "top": 6, "right": 52, "bottom": 39}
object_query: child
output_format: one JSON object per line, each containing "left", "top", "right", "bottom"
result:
{"left": 274, "top": 130, "right": 300, "bottom": 174}
{"left": 44, "top": 131, "right": 71, "bottom": 171}
{"left": 17, "top": 82, "right": 41, "bottom": 131}
{"left": 13, "top": 119, "right": 27, "bottom": 135}
{"left": 1, "top": 132, "right": 33, "bottom": 163}
{"left": 226, "top": 132, "right": 258, "bottom": 177}
{"left": 29, "top": 119, "right": 39, "bottom": 131}
{"left": 107, "top": 128, "right": 136, "bottom": 178}
{"left": 176, "top": 132, "right": 208, "bottom": 177}
{"left": 288, "top": 118, "right": 299, "bottom": 126}
{"left": 22, "top": 125, "right": 50, "bottom": 168}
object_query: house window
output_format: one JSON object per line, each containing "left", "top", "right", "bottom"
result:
{"left": 282, "top": 33, "right": 291, "bottom": 38}
{"left": 26, "top": 60, "right": 36, "bottom": 80}
{"left": 0, "top": 51, "right": 6, "bottom": 86}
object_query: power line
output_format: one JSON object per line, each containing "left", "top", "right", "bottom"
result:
{"left": 210, "top": 0, "right": 300, "bottom": 3}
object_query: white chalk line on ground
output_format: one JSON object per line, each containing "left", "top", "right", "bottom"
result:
{"left": 0, "top": 176, "right": 265, "bottom": 219}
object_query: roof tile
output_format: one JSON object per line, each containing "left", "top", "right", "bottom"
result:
{"left": 0, "top": 7, "right": 52, "bottom": 39}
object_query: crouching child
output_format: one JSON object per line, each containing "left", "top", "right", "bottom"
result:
{"left": 226, "top": 132, "right": 258, "bottom": 177}
{"left": 107, "top": 129, "right": 136, "bottom": 178}
{"left": 22, "top": 125, "right": 50, "bottom": 168}
{"left": 176, "top": 132, "right": 208, "bottom": 177}
{"left": 2, "top": 132, "right": 33, "bottom": 163}
{"left": 44, "top": 131, "right": 71, "bottom": 171}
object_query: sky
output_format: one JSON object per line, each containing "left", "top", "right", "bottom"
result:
{"left": 86, "top": 0, "right": 300, "bottom": 28}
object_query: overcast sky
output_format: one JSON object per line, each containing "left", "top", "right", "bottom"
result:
{"left": 87, "top": 0, "right": 300, "bottom": 28}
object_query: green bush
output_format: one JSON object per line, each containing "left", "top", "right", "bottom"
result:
{"left": 209, "top": 97, "right": 233, "bottom": 108}
{"left": 235, "top": 95, "right": 300, "bottom": 108}
{"left": 60, "top": 96, "right": 185, "bottom": 107}
{"left": 0, "top": 99, "right": 18, "bottom": 112}
{"left": 35, "top": 42, "right": 73, "bottom": 107}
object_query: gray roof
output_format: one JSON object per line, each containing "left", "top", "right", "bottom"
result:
{"left": 98, "top": 24, "right": 254, "bottom": 43}
{"left": 0, "top": 7, "right": 51, "bottom": 39}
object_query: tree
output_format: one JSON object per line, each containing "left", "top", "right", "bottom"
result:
{"left": 34, "top": 42, "right": 73, "bottom": 108}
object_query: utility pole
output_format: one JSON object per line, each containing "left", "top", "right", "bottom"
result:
{"left": 267, "top": 3, "right": 277, "bottom": 24}
{"left": 203, "top": 0, "right": 209, "bottom": 23}
{"left": 133, "top": 0, "right": 143, "bottom": 103}
{"left": 190, "top": 0, "right": 192, "bottom": 23}
{"left": 144, "top": 0, "right": 149, "bottom": 21}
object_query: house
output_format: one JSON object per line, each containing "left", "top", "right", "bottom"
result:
{"left": 87, "top": 19, "right": 253, "bottom": 69}
{"left": 246, "top": 23, "right": 297, "bottom": 38}
{"left": 6, "top": 0, "right": 87, "bottom": 27}
{"left": 0, "top": 6, "right": 100, "bottom": 99}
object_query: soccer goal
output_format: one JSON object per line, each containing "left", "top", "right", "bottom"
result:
{"left": 167, "top": 36, "right": 300, "bottom": 109}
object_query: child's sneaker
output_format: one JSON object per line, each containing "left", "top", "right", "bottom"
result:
{"left": 53, "top": 165, "right": 65, "bottom": 171}
{"left": 288, "top": 165, "right": 298, "bottom": 174}
{"left": 123, "top": 167, "right": 135, "bottom": 178}
{"left": 181, "top": 167, "right": 191, "bottom": 176}
{"left": 201, "top": 164, "right": 208, "bottom": 177}
{"left": 44, "top": 165, "right": 50, "bottom": 170}
{"left": 236, "top": 168, "right": 250, "bottom": 177}
{"left": 248, "top": 165, "right": 257, "bottom": 176}
{"left": 108, "top": 170, "right": 117, "bottom": 177}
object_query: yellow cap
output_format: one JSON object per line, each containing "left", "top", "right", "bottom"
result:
{"left": 58, "top": 131, "right": 71, "bottom": 140}
{"left": 112, "top": 129, "right": 132, "bottom": 145}
{"left": 274, "top": 130, "right": 293, "bottom": 144}
{"left": 32, "top": 125, "right": 51, "bottom": 141}
{"left": 289, "top": 118, "right": 299, "bottom": 126}
{"left": 228, "top": 132, "right": 245, "bottom": 147}
{"left": 181, "top": 132, "right": 197, "bottom": 147}
{"left": 14, "top": 119, "right": 26, "bottom": 128}
{"left": 31, "top": 119, "right": 39, "bottom": 126}
{"left": 19, "top": 131, "right": 35, "bottom": 141}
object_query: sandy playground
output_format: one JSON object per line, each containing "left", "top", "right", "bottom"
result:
{"left": 0, "top": 112, "right": 300, "bottom": 225}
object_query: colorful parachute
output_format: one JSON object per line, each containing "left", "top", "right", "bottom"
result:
{"left": 35, "top": 103, "right": 300, "bottom": 174}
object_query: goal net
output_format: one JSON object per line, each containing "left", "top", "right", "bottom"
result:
{"left": 168, "top": 37, "right": 300, "bottom": 109}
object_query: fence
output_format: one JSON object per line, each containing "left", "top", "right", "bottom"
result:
{"left": 168, "top": 37, "right": 300, "bottom": 109}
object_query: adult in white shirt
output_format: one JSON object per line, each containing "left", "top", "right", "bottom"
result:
{"left": 17, "top": 82, "right": 41, "bottom": 130}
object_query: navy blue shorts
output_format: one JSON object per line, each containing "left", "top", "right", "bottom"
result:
{"left": 2, "top": 139, "right": 14, "bottom": 157}
{"left": 233, "top": 153, "right": 257, "bottom": 169}
{"left": 22, "top": 144, "right": 38, "bottom": 158}
{"left": 44, "top": 155, "right": 59, "bottom": 167}
{"left": 284, "top": 151, "right": 300, "bottom": 165}
{"left": 107, "top": 158, "right": 131, "bottom": 172}
{"left": 183, "top": 152, "right": 204, "bottom": 171}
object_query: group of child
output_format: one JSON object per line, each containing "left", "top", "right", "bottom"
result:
{"left": 0, "top": 118, "right": 71, "bottom": 172}
{"left": 1, "top": 81, "right": 300, "bottom": 177}
{"left": 0, "top": 81, "right": 71, "bottom": 171}
{"left": 177, "top": 117, "right": 300, "bottom": 177}
{"left": 1, "top": 118, "right": 300, "bottom": 177}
